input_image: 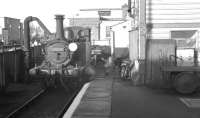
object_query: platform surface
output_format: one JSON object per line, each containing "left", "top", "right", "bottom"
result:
{"left": 68, "top": 66, "right": 200, "bottom": 118}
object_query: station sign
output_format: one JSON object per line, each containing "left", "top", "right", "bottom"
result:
{"left": 98, "top": 10, "right": 111, "bottom": 16}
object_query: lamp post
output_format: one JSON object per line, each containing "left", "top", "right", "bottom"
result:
{"left": 98, "top": 16, "right": 102, "bottom": 40}
{"left": 18, "top": 24, "right": 21, "bottom": 45}
{"left": 112, "top": 30, "right": 115, "bottom": 58}
{"left": 109, "top": 26, "right": 115, "bottom": 58}
{"left": 0, "top": 26, "right": 2, "bottom": 43}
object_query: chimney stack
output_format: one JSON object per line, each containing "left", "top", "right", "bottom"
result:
{"left": 55, "top": 15, "right": 65, "bottom": 40}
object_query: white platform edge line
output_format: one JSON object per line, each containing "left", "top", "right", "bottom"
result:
{"left": 63, "top": 82, "right": 91, "bottom": 118}
{"left": 180, "top": 98, "right": 189, "bottom": 106}
{"left": 179, "top": 98, "right": 193, "bottom": 107}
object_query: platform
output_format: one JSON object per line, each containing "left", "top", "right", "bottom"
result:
{"left": 64, "top": 66, "right": 200, "bottom": 118}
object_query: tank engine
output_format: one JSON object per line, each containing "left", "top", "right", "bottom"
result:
{"left": 28, "top": 15, "right": 95, "bottom": 90}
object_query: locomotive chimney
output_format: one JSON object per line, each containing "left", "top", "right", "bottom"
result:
{"left": 55, "top": 15, "right": 65, "bottom": 40}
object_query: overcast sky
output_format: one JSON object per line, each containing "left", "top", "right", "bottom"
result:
{"left": 0, "top": 0, "right": 126, "bottom": 32}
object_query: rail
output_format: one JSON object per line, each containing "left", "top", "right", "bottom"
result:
{"left": 4, "top": 87, "right": 81, "bottom": 118}
{"left": 5, "top": 89, "right": 45, "bottom": 118}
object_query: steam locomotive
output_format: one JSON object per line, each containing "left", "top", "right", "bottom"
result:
{"left": 28, "top": 15, "right": 95, "bottom": 90}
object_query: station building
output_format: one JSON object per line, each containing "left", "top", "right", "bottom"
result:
{"left": 0, "top": 17, "right": 22, "bottom": 45}
{"left": 128, "top": 0, "right": 200, "bottom": 87}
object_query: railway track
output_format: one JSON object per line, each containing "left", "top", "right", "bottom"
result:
{"left": 4, "top": 87, "right": 81, "bottom": 118}
{"left": 4, "top": 89, "right": 45, "bottom": 118}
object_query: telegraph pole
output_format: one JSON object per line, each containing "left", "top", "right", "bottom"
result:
{"left": 139, "top": 0, "right": 146, "bottom": 59}
{"left": 138, "top": 0, "right": 146, "bottom": 84}
{"left": 112, "top": 30, "right": 115, "bottom": 58}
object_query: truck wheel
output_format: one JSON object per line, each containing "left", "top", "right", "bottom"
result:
{"left": 174, "top": 73, "right": 198, "bottom": 94}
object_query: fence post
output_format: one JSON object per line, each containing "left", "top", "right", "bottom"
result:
{"left": 0, "top": 52, "right": 2, "bottom": 89}
{"left": 0, "top": 46, "right": 6, "bottom": 90}
{"left": 3, "top": 46, "right": 5, "bottom": 88}
{"left": 14, "top": 44, "right": 17, "bottom": 82}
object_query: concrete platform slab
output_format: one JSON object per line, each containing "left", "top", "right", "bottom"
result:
{"left": 83, "top": 91, "right": 111, "bottom": 101}
{"left": 73, "top": 115, "right": 109, "bottom": 118}
{"left": 90, "top": 81, "right": 112, "bottom": 89}
{"left": 74, "top": 100, "right": 111, "bottom": 117}
{"left": 90, "top": 87, "right": 110, "bottom": 92}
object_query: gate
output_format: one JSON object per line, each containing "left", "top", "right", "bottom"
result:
{"left": 146, "top": 39, "right": 176, "bottom": 88}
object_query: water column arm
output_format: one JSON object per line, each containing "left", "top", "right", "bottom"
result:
{"left": 24, "top": 16, "right": 33, "bottom": 71}
{"left": 24, "top": 16, "right": 52, "bottom": 71}
{"left": 32, "top": 17, "right": 52, "bottom": 36}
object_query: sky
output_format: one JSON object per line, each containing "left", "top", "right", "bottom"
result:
{"left": 0, "top": 0, "right": 126, "bottom": 32}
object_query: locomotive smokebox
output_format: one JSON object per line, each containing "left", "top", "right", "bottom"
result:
{"left": 55, "top": 15, "right": 65, "bottom": 40}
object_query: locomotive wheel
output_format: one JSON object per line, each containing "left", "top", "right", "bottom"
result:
{"left": 174, "top": 72, "right": 198, "bottom": 94}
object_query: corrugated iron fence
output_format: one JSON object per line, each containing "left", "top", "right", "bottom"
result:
{"left": 0, "top": 45, "right": 44, "bottom": 90}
